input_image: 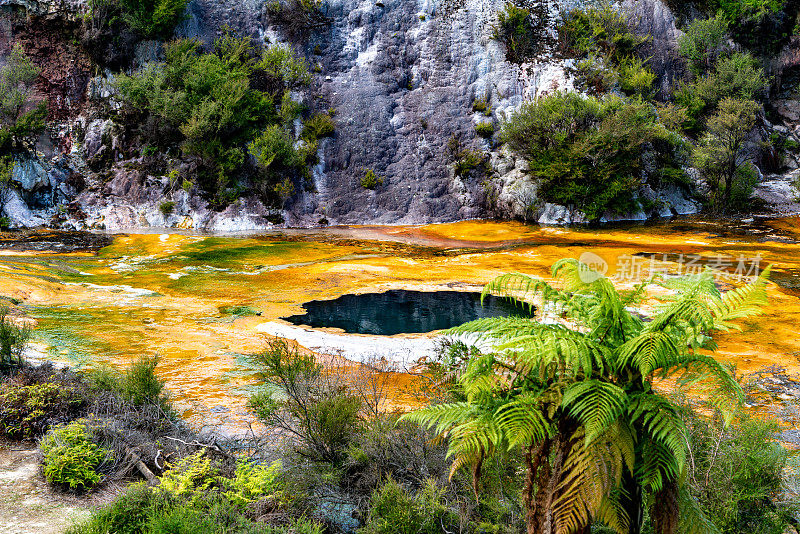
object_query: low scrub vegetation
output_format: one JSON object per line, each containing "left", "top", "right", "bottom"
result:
{"left": 41, "top": 421, "right": 111, "bottom": 491}
{"left": 359, "top": 169, "right": 384, "bottom": 190}
{"left": 0, "top": 44, "right": 46, "bottom": 162}
{"left": 0, "top": 305, "right": 30, "bottom": 375}
{"left": 558, "top": 4, "right": 654, "bottom": 97}
{"left": 266, "top": 0, "right": 332, "bottom": 41}
{"left": 492, "top": 2, "right": 551, "bottom": 64}
{"left": 82, "top": 0, "right": 189, "bottom": 67}
{"left": 494, "top": 1, "right": 776, "bottom": 217}
{"left": 115, "top": 33, "right": 327, "bottom": 209}
{"left": 501, "top": 92, "right": 685, "bottom": 221}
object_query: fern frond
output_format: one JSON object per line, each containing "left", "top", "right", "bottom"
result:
{"left": 399, "top": 402, "right": 477, "bottom": 436}
{"left": 493, "top": 395, "right": 551, "bottom": 448}
{"left": 660, "top": 269, "right": 719, "bottom": 299}
{"left": 645, "top": 297, "right": 715, "bottom": 335}
{"left": 481, "top": 272, "right": 560, "bottom": 310}
{"left": 676, "top": 482, "right": 721, "bottom": 534}
{"left": 628, "top": 394, "right": 687, "bottom": 491}
{"left": 562, "top": 380, "right": 627, "bottom": 444}
{"left": 709, "top": 265, "right": 770, "bottom": 331}
{"left": 553, "top": 423, "right": 632, "bottom": 534}
{"left": 615, "top": 332, "right": 681, "bottom": 376}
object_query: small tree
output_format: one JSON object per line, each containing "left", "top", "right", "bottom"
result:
{"left": 0, "top": 44, "right": 46, "bottom": 151}
{"left": 693, "top": 98, "right": 759, "bottom": 211}
{"left": 678, "top": 15, "right": 730, "bottom": 74}
{"left": 248, "top": 338, "right": 363, "bottom": 465}
{"left": 0, "top": 305, "right": 30, "bottom": 375}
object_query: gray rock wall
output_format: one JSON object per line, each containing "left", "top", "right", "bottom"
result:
{"left": 285, "top": 0, "right": 571, "bottom": 224}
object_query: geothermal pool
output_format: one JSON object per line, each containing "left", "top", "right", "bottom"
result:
{"left": 4, "top": 217, "right": 800, "bottom": 428}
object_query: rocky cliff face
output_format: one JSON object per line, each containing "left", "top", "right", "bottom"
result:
{"left": 1, "top": 0, "right": 798, "bottom": 230}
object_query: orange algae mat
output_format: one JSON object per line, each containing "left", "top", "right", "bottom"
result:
{"left": 1, "top": 217, "right": 800, "bottom": 428}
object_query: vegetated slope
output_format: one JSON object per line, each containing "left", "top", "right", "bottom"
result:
{"left": 0, "top": 0, "right": 799, "bottom": 229}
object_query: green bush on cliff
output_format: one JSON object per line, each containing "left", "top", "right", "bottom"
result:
{"left": 493, "top": 3, "right": 543, "bottom": 64}
{"left": 678, "top": 14, "right": 730, "bottom": 74}
{"left": 117, "top": 0, "right": 190, "bottom": 39}
{"left": 87, "top": 0, "right": 188, "bottom": 40}
{"left": 558, "top": 4, "right": 655, "bottom": 97}
{"left": 116, "top": 34, "right": 314, "bottom": 208}
{"left": 674, "top": 52, "right": 767, "bottom": 129}
{"left": 0, "top": 44, "right": 47, "bottom": 153}
{"left": 501, "top": 92, "right": 685, "bottom": 221}
{"left": 82, "top": 0, "right": 189, "bottom": 68}
{"left": 558, "top": 3, "right": 644, "bottom": 63}
{"left": 706, "top": 0, "right": 787, "bottom": 51}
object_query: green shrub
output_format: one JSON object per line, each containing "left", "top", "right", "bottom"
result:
{"left": 711, "top": 0, "right": 790, "bottom": 53}
{"left": 159, "top": 201, "right": 175, "bottom": 217}
{"left": 472, "top": 97, "right": 491, "bottom": 115}
{"left": 248, "top": 126, "right": 305, "bottom": 204}
{"left": 618, "top": 57, "right": 656, "bottom": 97}
{"left": 558, "top": 4, "right": 657, "bottom": 98}
{"left": 501, "top": 92, "right": 683, "bottom": 220}
{"left": 248, "top": 338, "right": 363, "bottom": 465}
{"left": 678, "top": 14, "right": 730, "bottom": 74}
{"left": 493, "top": 3, "right": 544, "bottom": 63}
{"left": 558, "top": 3, "right": 645, "bottom": 64}
{"left": 0, "top": 44, "right": 47, "bottom": 153}
{"left": 84, "top": 364, "right": 122, "bottom": 393}
{"left": 119, "top": 354, "right": 168, "bottom": 407}
{"left": 681, "top": 407, "right": 795, "bottom": 533}
{"left": 221, "top": 459, "right": 285, "bottom": 507}
{"left": 361, "top": 169, "right": 384, "bottom": 190}
{"left": 692, "top": 97, "right": 760, "bottom": 212}
{"left": 68, "top": 479, "right": 296, "bottom": 534}
{"left": 41, "top": 421, "right": 110, "bottom": 491}
{"left": 573, "top": 54, "right": 619, "bottom": 94}
{"left": 453, "top": 149, "right": 488, "bottom": 177}
{"left": 475, "top": 122, "right": 495, "bottom": 138}
{"left": 118, "top": 0, "right": 189, "bottom": 39}
{"left": 257, "top": 44, "right": 312, "bottom": 89}
{"left": 156, "top": 451, "right": 218, "bottom": 501}
{"left": 116, "top": 34, "right": 312, "bottom": 207}
{"left": 675, "top": 52, "right": 768, "bottom": 127}
{"left": 265, "top": 0, "right": 331, "bottom": 40}
{"left": 68, "top": 453, "right": 310, "bottom": 534}
{"left": 66, "top": 481, "right": 157, "bottom": 534}
{"left": 0, "top": 305, "right": 29, "bottom": 375}
{"left": 359, "top": 478, "right": 460, "bottom": 534}
{"left": 301, "top": 113, "right": 335, "bottom": 141}
{"left": 0, "top": 380, "right": 86, "bottom": 439}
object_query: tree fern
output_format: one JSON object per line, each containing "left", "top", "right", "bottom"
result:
{"left": 401, "top": 257, "right": 769, "bottom": 534}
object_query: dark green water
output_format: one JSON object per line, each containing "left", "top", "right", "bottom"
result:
{"left": 283, "top": 290, "right": 532, "bottom": 335}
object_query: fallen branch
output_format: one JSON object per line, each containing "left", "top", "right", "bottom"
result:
{"left": 124, "top": 446, "right": 158, "bottom": 485}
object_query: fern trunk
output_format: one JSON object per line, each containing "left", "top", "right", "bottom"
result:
{"left": 622, "top": 469, "right": 644, "bottom": 534}
{"left": 524, "top": 423, "right": 583, "bottom": 534}
{"left": 524, "top": 439, "right": 548, "bottom": 534}
{"left": 651, "top": 480, "right": 678, "bottom": 534}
